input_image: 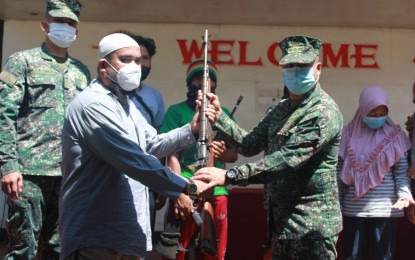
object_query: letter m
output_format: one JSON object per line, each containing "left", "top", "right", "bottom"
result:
{"left": 322, "top": 43, "right": 350, "bottom": 68}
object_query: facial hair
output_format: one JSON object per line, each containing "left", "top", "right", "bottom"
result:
{"left": 105, "top": 70, "right": 130, "bottom": 113}
{"left": 113, "top": 84, "right": 130, "bottom": 113}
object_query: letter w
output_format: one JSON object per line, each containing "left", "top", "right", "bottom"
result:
{"left": 177, "top": 39, "right": 204, "bottom": 64}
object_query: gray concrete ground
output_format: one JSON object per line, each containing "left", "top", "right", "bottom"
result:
{"left": 0, "top": 193, "right": 165, "bottom": 259}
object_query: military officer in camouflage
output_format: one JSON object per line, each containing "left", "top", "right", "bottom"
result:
{"left": 0, "top": 0, "right": 90, "bottom": 259}
{"left": 193, "top": 35, "right": 343, "bottom": 259}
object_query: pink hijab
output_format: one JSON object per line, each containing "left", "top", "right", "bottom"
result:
{"left": 339, "top": 86, "right": 411, "bottom": 198}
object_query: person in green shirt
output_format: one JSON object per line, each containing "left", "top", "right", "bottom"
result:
{"left": 160, "top": 59, "right": 237, "bottom": 260}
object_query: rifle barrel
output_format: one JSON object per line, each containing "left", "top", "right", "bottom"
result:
{"left": 196, "top": 29, "right": 210, "bottom": 169}
{"left": 229, "top": 95, "right": 244, "bottom": 118}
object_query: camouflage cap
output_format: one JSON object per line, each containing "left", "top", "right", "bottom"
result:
{"left": 279, "top": 35, "right": 322, "bottom": 66}
{"left": 47, "top": 0, "right": 82, "bottom": 22}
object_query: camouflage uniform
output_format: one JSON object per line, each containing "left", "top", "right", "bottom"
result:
{"left": 214, "top": 84, "right": 343, "bottom": 259}
{"left": 0, "top": 42, "right": 90, "bottom": 259}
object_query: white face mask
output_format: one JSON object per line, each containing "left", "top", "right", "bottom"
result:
{"left": 105, "top": 60, "right": 141, "bottom": 92}
{"left": 46, "top": 23, "right": 77, "bottom": 48}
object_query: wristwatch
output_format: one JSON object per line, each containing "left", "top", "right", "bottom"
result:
{"left": 186, "top": 179, "right": 197, "bottom": 195}
{"left": 226, "top": 166, "right": 239, "bottom": 185}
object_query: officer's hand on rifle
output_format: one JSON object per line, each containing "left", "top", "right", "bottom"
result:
{"left": 193, "top": 90, "right": 222, "bottom": 125}
{"left": 193, "top": 179, "right": 214, "bottom": 198}
{"left": 205, "top": 92, "right": 223, "bottom": 123}
{"left": 192, "top": 167, "right": 227, "bottom": 194}
{"left": 190, "top": 102, "right": 217, "bottom": 135}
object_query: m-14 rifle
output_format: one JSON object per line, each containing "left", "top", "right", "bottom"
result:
{"left": 154, "top": 30, "right": 218, "bottom": 259}
{"left": 195, "top": 29, "right": 213, "bottom": 171}
{"left": 194, "top": 29, "right": 218, "bottom": 257}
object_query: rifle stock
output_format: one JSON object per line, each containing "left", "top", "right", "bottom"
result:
{"left": 201, "top": 200, "right": 217, "bottom": 257}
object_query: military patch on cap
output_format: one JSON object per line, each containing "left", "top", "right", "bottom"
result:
{"left": 279, "top": 35, "right": 322, "bottom": 66}
{"left": 47, "top": 0, "right": 82, "bottom": 22}
{"left": 186, "top": 59, "right": 218, "bottom": 85}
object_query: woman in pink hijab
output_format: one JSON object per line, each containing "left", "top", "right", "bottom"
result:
{"left": 337, "top": 86, "right": 415, "bottom": 260}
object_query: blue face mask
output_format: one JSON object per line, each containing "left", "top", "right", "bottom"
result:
{"left": 283, "top": 67, "right": 317, "bottom": 95}
{"left": 141, "top": 66, "right": 151, "bottom": 82}
{"left": 363, "top": 116, "right": 387, "bottom": 129}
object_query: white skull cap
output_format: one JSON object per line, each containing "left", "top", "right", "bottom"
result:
{"left": 98, "top": 33, "right": 139, "bottom": 60}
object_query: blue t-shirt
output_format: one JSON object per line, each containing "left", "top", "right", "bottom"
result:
{"left": 130, "top": 84, "right": 165, "bottom": 128}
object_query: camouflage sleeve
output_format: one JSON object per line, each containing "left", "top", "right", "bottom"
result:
{"left": 0, "top": 56, "right": 27, "bottom": 176}
{"left": 216, "top": 103, "right": 342, "bottom": 185}
{"left": 213, "top": 110, "right": 269, "bottom": 157}
{"left": 245, "top": 107, "right": 341, "bottom": 183}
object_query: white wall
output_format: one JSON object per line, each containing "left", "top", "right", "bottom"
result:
{"left": 3, "top": 20, "right": 415, "bottom": 179}
{"left": 2, "top": 20, "right": 415, "bottom": 230}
